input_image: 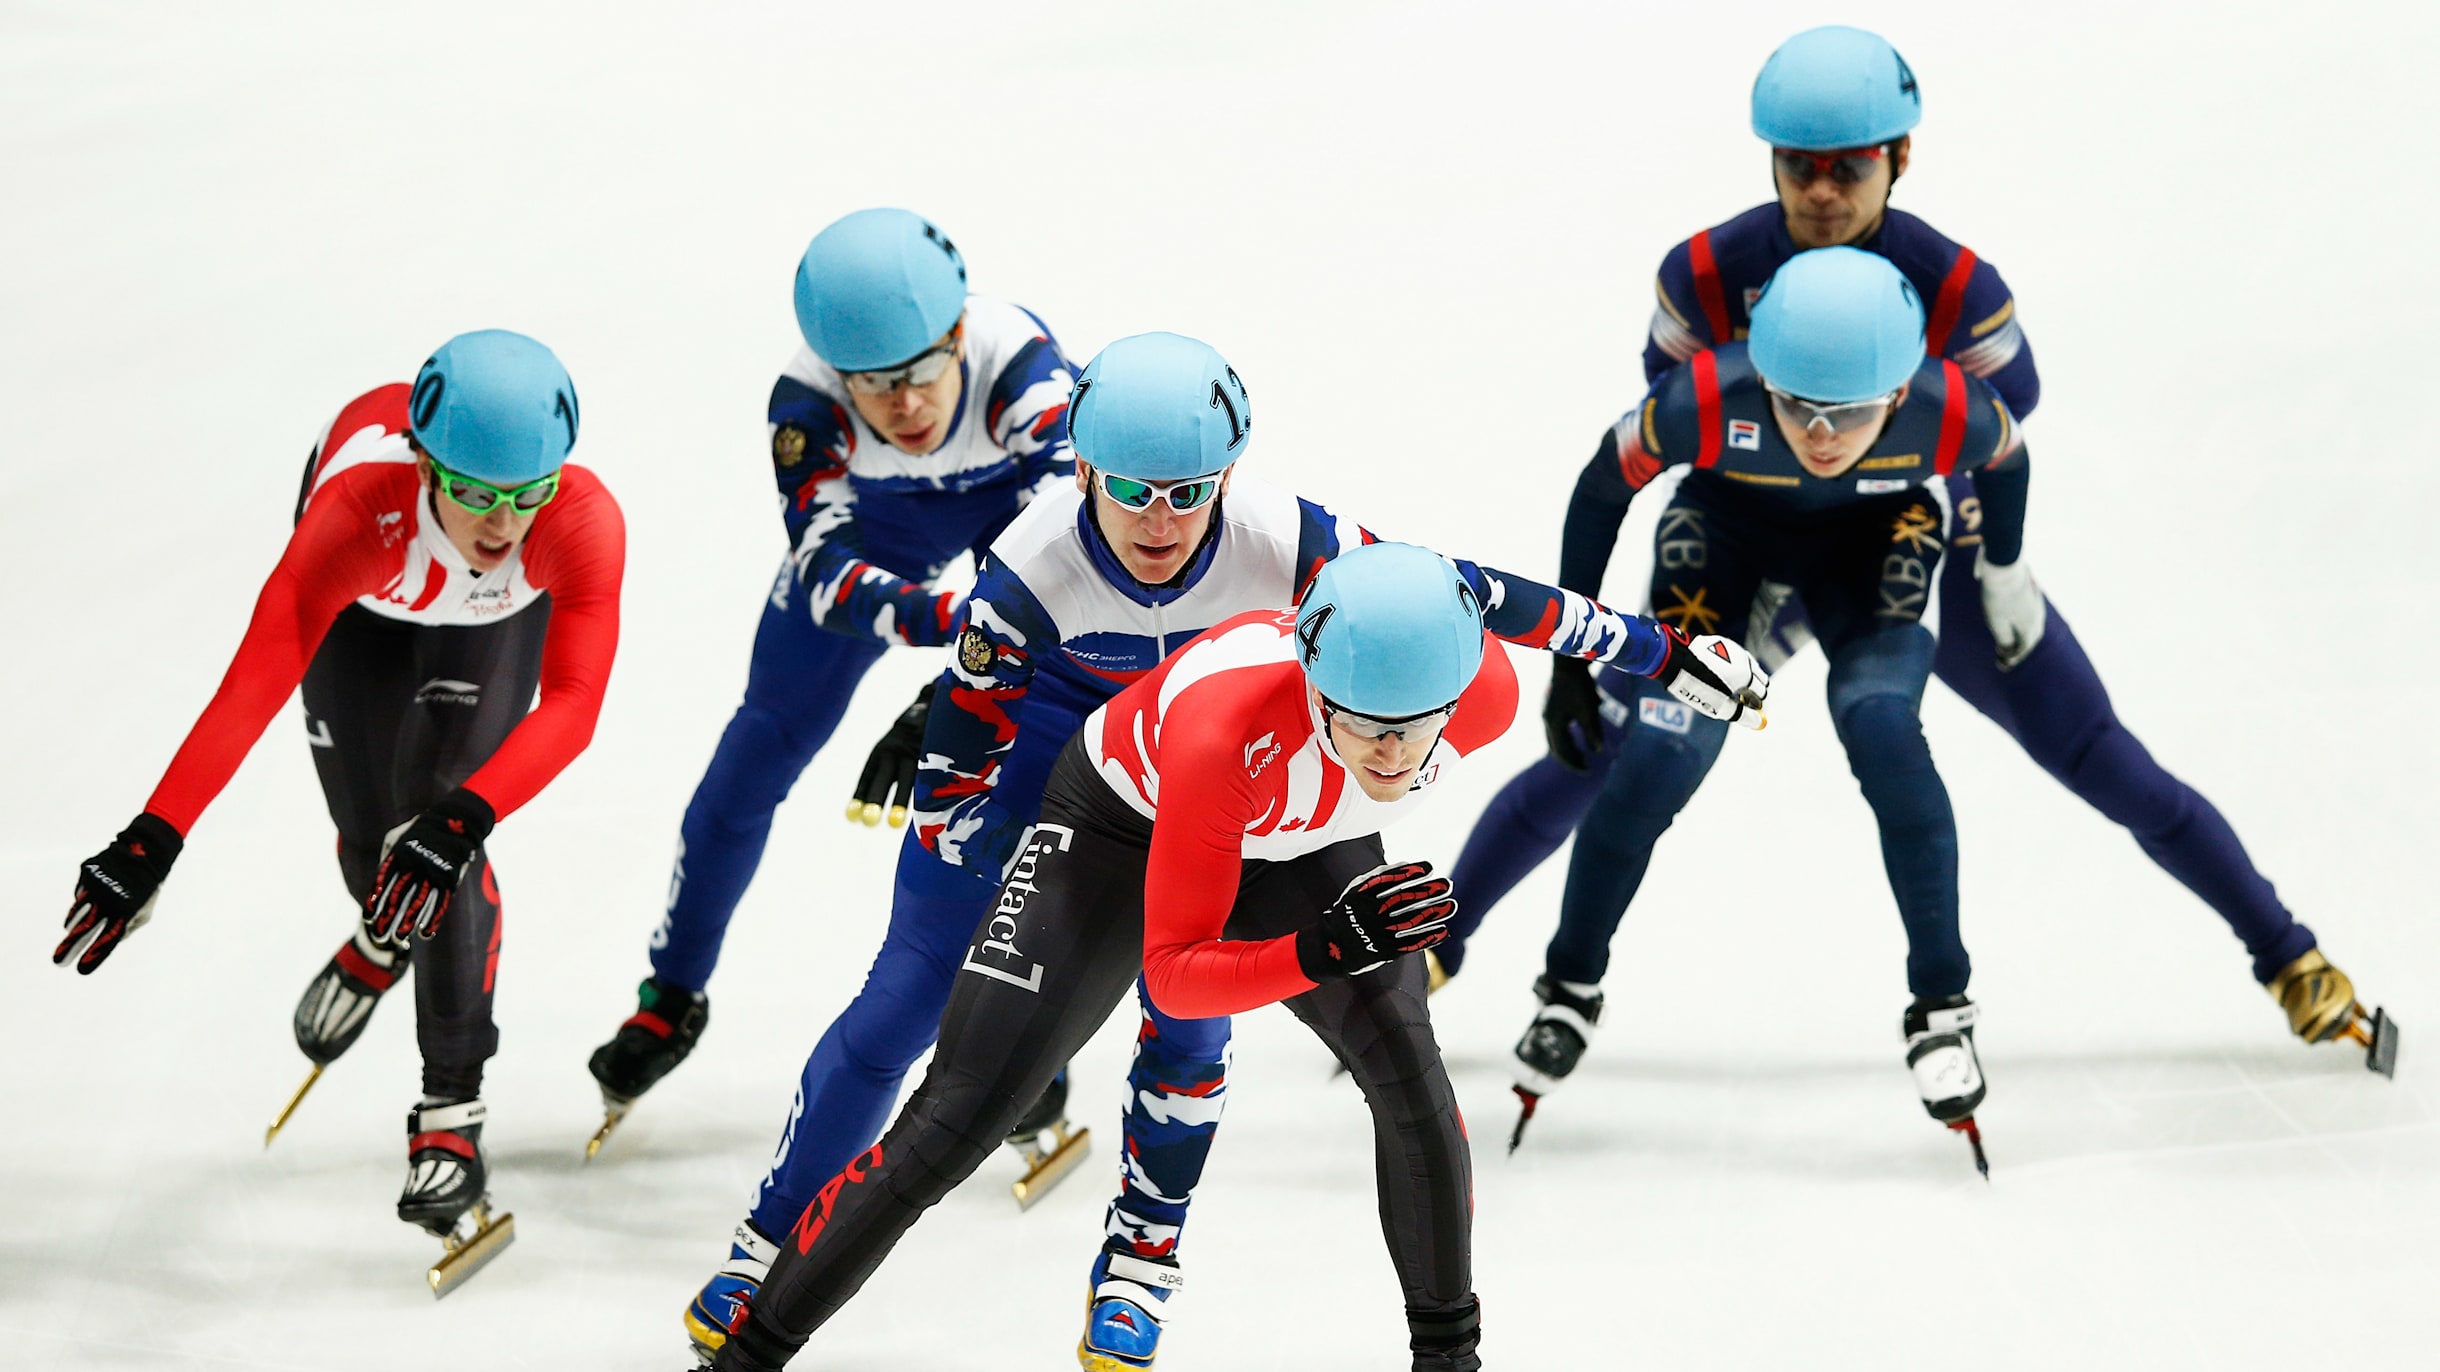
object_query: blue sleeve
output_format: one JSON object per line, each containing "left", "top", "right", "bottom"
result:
{"left": 1937, "top": 257, "right": 2040, "bottom": 421}
{"left": 769, "top": 377, "right": 967, "bottom": 647}
{"left": 982, "top": 310, "right": 1079, "bottom": 500}
{"left": 1456, "top": 562, "right": 1670, "bottom": 677}
{"left": 1292, "top": 496, "right": 1374, "bottom": 600}
{"left": 1957, "top": 377, "right": 2030, "bottom": 564}
{"left": 1558, "top": 374, "right": 1689, "bottom": 596}
{"left": 768, "top": 375, "right": 857, "bottom": 545}
{"left": 906, "top": 558, "right": 1050, "bottom": 873}
{"left": 1643, "top": 238, "right": 1712, "bottom": 383}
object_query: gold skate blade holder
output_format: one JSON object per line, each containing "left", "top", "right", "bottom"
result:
{"left": 584, "top": 1100, "right": 631, "bottom": 1163}
{"left": 1009, "top": 1123, "right": 1091, "bottom": 1210}
{"left": 2341, "top": 1006, "right": 2400, "bottom": 1079}
{"left": 263, "top": 1063, "right": 325, "bottom": 1148}
{"left": 427, "top": 1202, "right": 515, "bottom": 1298}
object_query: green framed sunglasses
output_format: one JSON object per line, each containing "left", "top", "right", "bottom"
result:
{"left": 428, "top": 459, "right": 562, "bottom": 516}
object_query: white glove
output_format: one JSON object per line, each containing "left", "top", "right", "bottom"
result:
{"left": 1976, "top": 553, "right": 2046, "bottom": 671}
{"left": 1654, "top": 631, "right": 1770, "bottom": 730}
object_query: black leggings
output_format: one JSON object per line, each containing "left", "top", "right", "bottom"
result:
{"left": 299, "top": 602, "right": 547, "bottom": 1098}
{"left": 730, "top": 739, "right": 1474, "bottom": 1367}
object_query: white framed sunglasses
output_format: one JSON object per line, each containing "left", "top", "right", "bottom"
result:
{"left": 1094, "top": 469, "right": 1224, "bottom": 514}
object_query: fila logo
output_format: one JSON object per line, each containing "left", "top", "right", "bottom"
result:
{"left": 415, "top": 678, "right": 482, "bottom": 706}
{"left": 1727, "top": 419, "right": 1761, "bottom": 451}
{"left": 1857, "top": 478, "right": 1912, "bottom": 495}
{"left": 1244, "top": 732, "right": 1282, "bottom": 778}
{"left": 1638, "top": 697, "right": 1694, "bottom": 734}
{"left": 962, "top": 823, "right": 1076, "bottom": 993}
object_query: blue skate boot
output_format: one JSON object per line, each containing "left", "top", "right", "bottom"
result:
{"left": 684, "top": 1220, "right": 780, "bottom": 1365}
{"left": 1077, "top": 1247, "right": 1182, "bottom": 1370}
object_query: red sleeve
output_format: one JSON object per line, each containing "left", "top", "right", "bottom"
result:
{"left": 458, "top": 465, "right": 625, "bottom": 819}
{"left": 142, "top": 473, "right": 396, "bottom": 835}
{"left": 1138, "top": 686, "right": 1320, "bottom": 1019}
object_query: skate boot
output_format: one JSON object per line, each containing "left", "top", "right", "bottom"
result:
{"left": 585, "top": 977, "right": 710, "bottom": 1159}
{"left": 1409, "top": 1298, "right": 1484, "bottom": 1372}
{"left": 1507, "top": 975, "right": 1602, "bottom": 1152}
{"left": 296, "top": 924, "right": 407, "bottom": 1064}
{"left": 1007, "top": 1067, "right": 1092, "bottom": 1208}
{"left": 1904, "top": 995, "right": 1989, "bottom": 1177}
{"left": 2267, "top": 950, "right": 2398, "bottom": 1077}
{"left": 266, "top": 925, "right": 408, "bottom": 1146}
{"left": 399, "top": 1097, "right": 515, "bottom": 1296}
{"left": 1077, "top": 1247, "right": 1183, "bottom": 1370}
{"left": 684, "top": 1220, "right": 780, "bottom": 1366}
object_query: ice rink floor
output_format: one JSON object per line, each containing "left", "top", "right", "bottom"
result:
{"left": 4, "top": 2, "right": 2436, "bottom": 1368}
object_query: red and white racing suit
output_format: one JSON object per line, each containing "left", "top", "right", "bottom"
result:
{"left": 139, "top": 384, "right": 625, "bottom": 1095}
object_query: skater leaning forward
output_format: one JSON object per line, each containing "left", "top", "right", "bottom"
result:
{"left": 706, "top": 542, "right": 1768, "bottom": 1372}
{"left": 54, "top": 330, "right": 623, "bottom": 1291}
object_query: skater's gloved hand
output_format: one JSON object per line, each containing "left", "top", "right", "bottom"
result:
{"left": 1649, "top": 627, "right": 1769, "bottom": 730}
{"left": 1296, "top": 861, "right": 1457, "bottom": 981}
{"left": 54, "top": 813, "right": 183, "bottom": 974}
{"left": 849, "top": 680, "right": 936, "bottom": 828}
{"left": 1541, "top": 657, "right": 1605, "bottom": 772}
{"left": 1976, "top": 552, "right": 2045, "bottom": 671}
{"left": 365, "top": 789, "right": 494, "bottom": 947}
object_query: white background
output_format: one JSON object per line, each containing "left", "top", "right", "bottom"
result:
{"left": 4, "top": 2, "right": 2435, "bottom": 1368}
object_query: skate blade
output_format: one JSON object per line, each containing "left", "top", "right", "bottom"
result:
{"left": 1009, "top": 1123, "right": 1091, "bottom": 1210}
{"left": 1507, "top": 1087, "right": 1540, "bottom": 1156}
{"left": 2343, "top": 1006, "right": 2400, "bottom": 1079}
{"left": 1949, "top": 1116, "right": 1990, "bottom": 1181}
{"left": 263, "top": 1063, "right": 325, "bottom": 1148}
{"left": 427, "top": 1204, "right": 515, "bottom": 1299}
{"left": 585, "top": 1102, "right": 630, "bottom": 1162}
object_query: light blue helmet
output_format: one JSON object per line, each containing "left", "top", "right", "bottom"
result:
{"left": 408, "top": 330, "right": 579, "bottom": 485}
{"left": 1747, "top": 247, "right": 1925, "bottom": 402}
{"left": 792, "top": 208, "right": 969, "bottom": 372}
{"left": 1295, "top": 542, "right": 1485, "bottom": 718}
{"left": 1751, "top": 26, "right": 1921, "bottom": 150}
{"left": 1069, "top": 332, "right": 1252, "bottom": 482}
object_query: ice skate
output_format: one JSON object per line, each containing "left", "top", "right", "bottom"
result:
{"left": 398, "top": 1097, "right": 514, "bottom": 1296}
{"left": 1077, "top": 1247, "right": 1183, "bottom": 1370}
{"left": 1507, "top": 975, "right": 1602, "bottom": 1153}
{"left": 1904, "top": 995, "right": 1989, "bottom": 1178}
{"left": 585, "top": 977, "right": 710, "bottom": 1159}
{"left": 1007, "top": 1068, "right": 1092, "bottom": 1209}
{"left": 683, "top": 1220, "right": 780, "bottom": 1366}
{"left": 2267, "top": 950, "right": 2398, "bottom": 1077}
{"left": 267, "top": 926, "right": 407, "bottom": 1146}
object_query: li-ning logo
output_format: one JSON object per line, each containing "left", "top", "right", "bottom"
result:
{"left": 415, "top": 678, "right": 481, "bottom": 706}
{"left": 961, "top": 824, "right": 1074, "bottom": 993}
{"left": 1244, "top": 732, "right": 1282, "bottom": 779}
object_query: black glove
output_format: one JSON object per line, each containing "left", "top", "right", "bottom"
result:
{"left": 55, "top": 813, "right": 184, "bottom": 974}
{"left": 849, "top": 681, "right": 936, "bottom": 829}
{"left": 366, "top": 789, "right": 494, "bottom": 947}
{"left": 1542, "top": 656, "right": 1605, "bottom": 772}
{"left": 1295, "top": 861, "right": 1458, "bottom": 981}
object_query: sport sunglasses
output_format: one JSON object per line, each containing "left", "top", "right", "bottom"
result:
{"left": 841, "top": 334, "right": 961, "bottom": 397}
{"left": 1764, "top": 383, "right": 1900, "bottom": 436}
{"left": 430, "top": 460, "right": 562, "bottom": 515}
{"left": 1772, "top": 145, "right": 1888, "bottom": 187}
{"left": 1095, "top": 469, "right": 1223, "bottom": 514}
{"left": 1320, "top": 695, "right": 1458, "bottom": 742}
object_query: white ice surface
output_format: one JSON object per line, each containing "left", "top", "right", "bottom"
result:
{"left": 4, "top": 2, "right": 2438, "bottom": 1368}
